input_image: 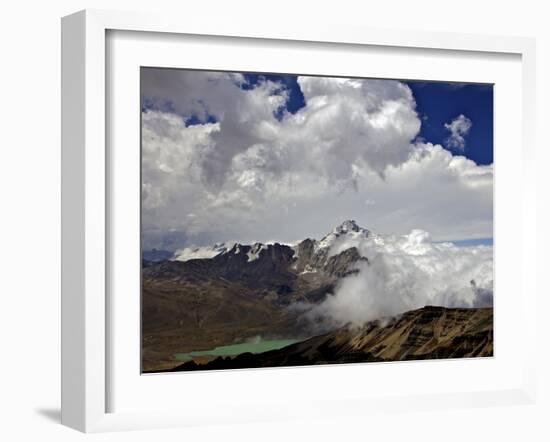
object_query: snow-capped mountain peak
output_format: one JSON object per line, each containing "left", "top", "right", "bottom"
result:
{"left": 172, "top": 242, "right": 235, "bottom": 262}
{"left": 332, "top": 219, "right": 369, "bottom": 236}
{"left": 170, "top": 221, "right": 371, "bottom": 263}
{"left": 317, "top": 220, "right": 370, "bottom": 251}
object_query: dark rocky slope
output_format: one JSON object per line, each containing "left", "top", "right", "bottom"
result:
{"left": 164, "top": 306, "right": 493, "bottom": 372}
{"left": 142, "top": 230, "right": 368, "bottom": 371}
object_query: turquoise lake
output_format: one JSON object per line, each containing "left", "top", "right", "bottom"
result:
{"left": 174, "top": 339, "right": 299, "bottom": 361}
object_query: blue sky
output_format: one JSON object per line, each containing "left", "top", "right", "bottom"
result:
{"left": 406, "top": 81, "right": 493, "bottom": 165}
{"left": 239, "top": 73, "right": 493, "bottom": 167}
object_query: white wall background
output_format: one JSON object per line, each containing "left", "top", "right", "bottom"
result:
{"left": 0, "top": 1, "right": 547, "bottom": 440}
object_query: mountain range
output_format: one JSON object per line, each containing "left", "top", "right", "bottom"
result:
{"left": 141, "top": 220, "right": 493, "bottom": 372}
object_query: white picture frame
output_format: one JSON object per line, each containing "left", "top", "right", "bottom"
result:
{"left": 61, "top": 9, "right": 537, "bottom": 433}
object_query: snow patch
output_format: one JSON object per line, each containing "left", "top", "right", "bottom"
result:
{"left": 300, "top": 265, "right": 318, "bottom": 275}
{"left": 316, "top": 220, "right": 371, "bottom": 254}
{"left": 172, "top": 242, "right": 234, "bottom": 262}
{"left": 246, "top": 243, "right": 268, "bottom": 262}
{"left": 291, "top": 245, "right": 299, "bottom": 260}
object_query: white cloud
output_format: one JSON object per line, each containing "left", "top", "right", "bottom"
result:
{"left": 141, "top": 69, "right": 289, "bottom": 186}
{"left": 141, "top": 71, "right": 492, "bottom": 250}
{"left": 444, "top": 114, "right": 472, "bottom": 151}
{"left": 306, "top": 230, "right": 493, "bottom": 327}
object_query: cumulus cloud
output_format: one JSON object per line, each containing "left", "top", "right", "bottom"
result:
{"left": 141, "top": 69, "right": 492, "bottom": 250}
{"left": 306, "top": 230, "right": 493, "bottom": 328}
{"left": 142, "top": 69, "right": 289, "bottom": 187}
{"left": 444, "top": 114, "right": 472, "bottom": 151}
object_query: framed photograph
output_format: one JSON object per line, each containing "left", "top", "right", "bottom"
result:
{"left": 140, "top": 66, "right": 496, "bottom": 374}
{"left": 61, "top": 9, "right": 537, "bottom": 432}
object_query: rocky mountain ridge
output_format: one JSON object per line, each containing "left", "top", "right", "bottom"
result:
{"left": 141, "top": 221, "right": 493, "bottom": 372}
{"left": 142, "top": 221, "right": 372, "bottom": 371}
{"left": 146, "top": 220, "right": 369, "bottom": 280}
{"left": 164, "top": 306, "right": 493, "bottom": 372}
